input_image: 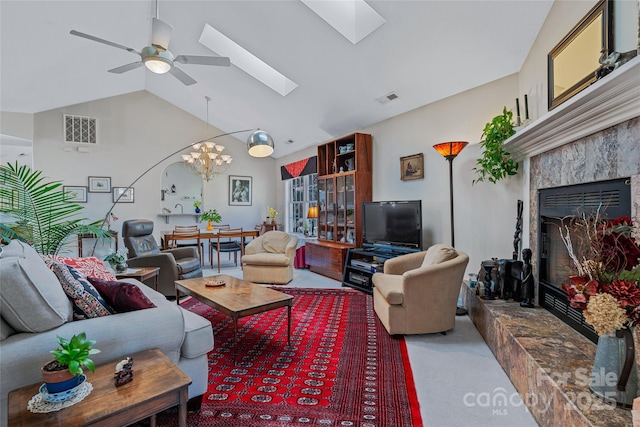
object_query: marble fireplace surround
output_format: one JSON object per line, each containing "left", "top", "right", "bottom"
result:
{"left": 465, "top": 58, "right": 640, "bottom": 426}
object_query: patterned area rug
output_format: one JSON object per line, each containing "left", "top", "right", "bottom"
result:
{"left": 161, "top": 288, "right": 422, "bottom": 426}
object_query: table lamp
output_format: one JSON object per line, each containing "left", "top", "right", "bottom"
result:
{"left": 307, "top": 206, "right": 319, "bottom": 236}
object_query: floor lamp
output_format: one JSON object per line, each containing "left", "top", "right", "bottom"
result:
{"left": 433, "top": 141, "right": 468, "bottom": 315}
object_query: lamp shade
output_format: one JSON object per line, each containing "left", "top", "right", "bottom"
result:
{"left": 433, "top": 141, "right": 469, "bottom": 159}
{"left": 307, "top": 205, "right": 319, "bottom": 219}
{"left": 247, "top": 130, "right": 275, "bottom": 157}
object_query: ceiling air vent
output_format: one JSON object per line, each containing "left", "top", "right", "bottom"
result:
{"left": 376, "top": 92, "right": 398, "bottom": 104}
{"left": 64, "top": 114, "right": 97, "bottom": 144}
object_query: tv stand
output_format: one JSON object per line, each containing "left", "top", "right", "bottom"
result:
{"left": 342, "top": 246, "right": 420, "bottom": 294}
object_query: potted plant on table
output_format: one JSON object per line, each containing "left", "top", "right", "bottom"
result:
{"left": 104, "top": 248, "right": 129, "bottom": 273}
{"left": 472, "top": 107, "right": 518, "bottom": 184}
{"left": 201, "top": 209, "right": 222, "bottom": 231}
{"left": 268, "top": 207, "right": 278, "bottom": 225}
{"left": 193, "top": 201, "right": 202, "bottom": 213}
{"left": 42, "top": 332, "right": 100, "bottom": 393}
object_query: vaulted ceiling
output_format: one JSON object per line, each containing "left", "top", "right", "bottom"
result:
{"left": 0, "top": 0, "right": 553, "bottom": 158}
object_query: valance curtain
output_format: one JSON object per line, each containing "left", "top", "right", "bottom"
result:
{"left": 280, "top": 156, "right": 317, "bottom": 180}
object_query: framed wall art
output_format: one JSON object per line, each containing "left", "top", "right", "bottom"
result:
{"left": 63, "top": 186, "right": 88, "bottom": 203}
{"left": 400, "top": 153, "right": 424, "bottom": 181}
{"left": 113, "top": 187, "right": 134, "bottom": 203}
{"left": 229, "top": 175, "right": 252, "bottom": 206}
{"left": 88, "top": 176, "right": 111, "bottom": 193}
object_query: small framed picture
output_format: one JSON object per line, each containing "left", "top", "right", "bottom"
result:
{"left": 113, "top": 187, "right": 134, "bottom": 203}
{"left": 63, "top": 186, "right": 88, "bottom": 203}
{"left": 400, "top": 153, "right": 424, "bottom": 181}
{"left": 88, "top": 176, "right": 111, "bottom": 193}
{"left": 229, "top": 175, "right": 252, "bottom": 206}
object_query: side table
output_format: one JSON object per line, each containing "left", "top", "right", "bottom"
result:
{"left": 8, "top": 348, "right": 191, "bottom": 426}
{"left": 116, "top": 267, "right": 160, "bottom": 291}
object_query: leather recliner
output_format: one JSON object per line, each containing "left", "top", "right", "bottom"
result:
{"left": 122, "top": 219, "right": 202, "bottom": 297}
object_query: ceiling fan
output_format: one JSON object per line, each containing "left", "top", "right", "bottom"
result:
{"left": 70, "top": 17, "right": 230, "bottom": 86}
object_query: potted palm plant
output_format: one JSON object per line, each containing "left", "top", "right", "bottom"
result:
{"left": 0, "top": 162, "right": 108, "bottom": 255}
{"left": 201, "top": 209, "right": 222, "bottom": 231}
{"left": 42, "top": 332, "right": 100, "bottom": 393}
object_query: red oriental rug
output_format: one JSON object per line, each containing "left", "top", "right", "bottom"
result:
{"left": 163, "top": 288, "right": 422, "bottom": 426}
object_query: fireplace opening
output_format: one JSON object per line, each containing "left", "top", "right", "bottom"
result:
{"left": 538, "top": 178, "right": 631, "bottom": 343}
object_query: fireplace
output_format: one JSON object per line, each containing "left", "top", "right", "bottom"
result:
{"left": 537, "top": 178, "right": 631, "bottom": 343}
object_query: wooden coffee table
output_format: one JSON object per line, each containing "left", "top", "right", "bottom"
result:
{"left": 175, "top": 275, "right": 293, "bottom": 356}
{"left": 8, "top": 348, "right": 191, "bottom": 427}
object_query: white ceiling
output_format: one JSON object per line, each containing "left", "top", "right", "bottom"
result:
{"left": 0, "top": 0, "right": 553, "bottom": 158}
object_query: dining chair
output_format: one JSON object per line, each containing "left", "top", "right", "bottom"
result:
{"left": 210, "top": 227, "right": 243, "bottom": 273}
{"left": 168, "top": 225, "right": 203, "bottom": 266}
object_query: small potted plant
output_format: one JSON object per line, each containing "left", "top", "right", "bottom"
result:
{"left": 201, "top": 209, "right": 222, "bottom": 231}
{"left": 42, "top": 332, "right": 100, "bottom": 392}
{"left": 268, "top": 207, "right": 278, "bottom": 224}
{"left": 104, "top": 248, "right": 128, "bottom": 273}
{"left": 473, "top": 107, "right": 518, "bottom": 184}
{"left": 193, "top": 201, "right": 202, "bottom": 213}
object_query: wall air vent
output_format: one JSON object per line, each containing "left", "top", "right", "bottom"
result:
{"left": 64, "top": 114, "right": 97, "bottom": 144}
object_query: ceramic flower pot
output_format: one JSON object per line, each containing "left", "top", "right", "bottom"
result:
{"left": 41, "top": 362, "right": 79, "bottom": 393}
{"left": 115, "top": 262, "right": 128, "bottom": 273}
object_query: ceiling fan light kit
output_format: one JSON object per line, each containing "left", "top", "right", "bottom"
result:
{"left": 141, "top": 46, "right": 173, "bottom": 74}
{"left": 247, "top": 130, "right": 275, "bottom": 158}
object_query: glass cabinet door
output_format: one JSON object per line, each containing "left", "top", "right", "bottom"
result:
{"left": 345, "top": 175, "right": 355, "bottom": 243}
{"left": 326, "top": 177, "right": 335, "bottom": 240}
{"left": 336, "top": 175, "right": 346, "bottom": 243}
{"left": 318, "top": 178, "right": 327, "bottom": 239}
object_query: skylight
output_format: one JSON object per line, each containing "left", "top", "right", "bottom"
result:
{"left": 301, "top": 0, "right": 385, "bottom": 44}
{"left": 199, "top": 23, "right": 298, "bottom": 97}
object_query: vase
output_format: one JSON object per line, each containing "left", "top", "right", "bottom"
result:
{"left": 195, "top": 207, "right": 201, "bottom": 213}
{"left": 590, "top": 328, "right": 638, "bottom": 407}
{"left": 206, "top": 221, "right": 214, "bottom": 231}
{"left": 115, "top": 262, "right": 127, "bottom": 273}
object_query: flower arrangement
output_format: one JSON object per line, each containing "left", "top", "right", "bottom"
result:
{"left": 104, "top": 248, "right": 128, "bottom": 267}
{"left": 201, "top": 209, "right": 222, "bottom": 223}
{"left": 561, "top": 212, "right": 640, "bottom": 336}
{"left": 268, "top": 207, "right": 278, "bottom": 221}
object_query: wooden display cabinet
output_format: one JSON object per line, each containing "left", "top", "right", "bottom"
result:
{"left": 308, "top": 133, "right": 372, "bottom": 280}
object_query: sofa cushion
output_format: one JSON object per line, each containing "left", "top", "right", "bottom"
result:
{"left": 262, "top": 232, "right": 291, "bottom": 254}
{"left": 87, "top": 277, "right": 156, "bottom": 312}
{"left": 0, "top": 317, "right": 16, "bottom": 341}
{"left": 241, "top": 253, "right": 291, "bottom": 266}
{"left": 179, "top": 307, "right": 215, "bottom": 359}
{"left": 421, "top": 244, "right": 458, "bottom": 268}
{"left": 0, "top": 240, "right": 72, "bottom": 332}
{"left": 48, "top": 262, "right": 115, "bottom": 320}
{"left": 42, "top": 255, "right": 117, "bottom": 281}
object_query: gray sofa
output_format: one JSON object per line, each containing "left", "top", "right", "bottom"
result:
{"left": 0, "top": 240, "right": 214, "bottom": 426}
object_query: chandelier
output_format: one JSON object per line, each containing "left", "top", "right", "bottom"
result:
{"left": 182, "top": 96, "right": 233, "bottom": 181}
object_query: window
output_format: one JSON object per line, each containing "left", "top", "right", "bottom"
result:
{"left": 287, "top": 173, "right": 317, "bottom": 234}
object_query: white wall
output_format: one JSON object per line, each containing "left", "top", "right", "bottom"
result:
{"left": 32, "top": 90, "right": 275, "bottom": 248}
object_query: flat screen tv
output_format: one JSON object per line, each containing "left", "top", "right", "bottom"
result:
{"left": 362, "top": 200, "right": 422, "bottom": 251}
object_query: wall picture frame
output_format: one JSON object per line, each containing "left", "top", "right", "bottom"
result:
{"left": 113, "top": 187, "right": 134, "bottom": 203}
{"left": 63, "top": 186, "right": 88, "bottom": 203}
{"left": 400, "top": 153, "right": 424, "bottom": 181}
{"left": 88, "top": 176, "right": 111, "bottom": 193}
{"left": 229, "top": 175, "right": 252, "bottom": 206}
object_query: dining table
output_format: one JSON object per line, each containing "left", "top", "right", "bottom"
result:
{"left": 162, "top": 228, "right": 259, "bottom": 267}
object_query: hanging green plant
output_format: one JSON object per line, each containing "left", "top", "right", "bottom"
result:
{"left": 473, "top": 107, "right": 519, "bottom": 184}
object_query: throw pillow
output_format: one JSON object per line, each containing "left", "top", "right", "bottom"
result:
{"left": 42, "top": 255, "right": 116, "bottom": 281}
{"left": 87, "top": 277, "right": 156, "bottom": 312}
{"left": 421, "top": 244, "right": 458, "bottom": 268}
{"left": 0, "top": 240, "right": 72, "bottom": 333}
{"left": 47, "top": 261, "right": 115, "bottom": 320}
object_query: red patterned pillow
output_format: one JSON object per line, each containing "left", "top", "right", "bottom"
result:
{"left": 47, "top": 261, "right": 115, "bottom": 320}
{"left": 43, "top": 255, "right": 116, "bottom": 281}
{"left": 87, "top": 277, "right": 156, "bottom": 313}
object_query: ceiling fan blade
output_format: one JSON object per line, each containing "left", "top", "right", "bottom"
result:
{"left": 174, "top": 55, "right": 230, "bottom": 67}
{"left": 70, "top": 30, "right": 140, "bottom": 55}
{"left": 169, "top": 67, "right": 197, "bottom": 86}
{"left": 151, "top": 18, "right": 173, "bottom": 51}
{"left": 108, "top": 62, "right": 144, "bottom": 74}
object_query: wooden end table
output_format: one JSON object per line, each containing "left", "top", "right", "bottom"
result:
{"left": 8, "top": 348, "right": 191, "bottom": 427}
{"left": 175, "top": 275, "right": 293, "bottom": 358}
{"left": 116, "top": 267, "right": 160, "bottom": 291}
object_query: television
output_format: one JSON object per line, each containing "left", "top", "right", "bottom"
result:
{"left": 362, "top": 200, "right": 422, "bottom": 251}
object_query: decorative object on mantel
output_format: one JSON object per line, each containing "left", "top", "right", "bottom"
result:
{"left": 200, "top": 209, "right": 222, "bottom": 231}
{"left": 519, "top": 248, "right": 535, "bottom": 308}
{"left": 473, "top": 107, "right": 518, "bottom": 184}
{"left": 595, "top": 49, "right": 637, "bottom": 80}
{"left": 560, "top": 212, "right": 640, "bottom": 407}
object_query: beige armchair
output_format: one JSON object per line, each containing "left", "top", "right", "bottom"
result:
{"left": 372, "top": 244, "right": 469, "bottom": 335}
{"left": 241, "top": 231, "right": 298, "bottom": 285}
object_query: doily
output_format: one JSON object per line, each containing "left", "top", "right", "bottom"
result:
{"left": 27, "top": 381, "right": 93, "bottom": 413}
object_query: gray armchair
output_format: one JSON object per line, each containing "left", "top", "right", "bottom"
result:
{"left": 122, "top": 219, "right": 202, "bottom": 297}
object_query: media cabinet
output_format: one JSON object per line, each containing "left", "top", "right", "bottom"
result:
{"left": 342, "top": 246, "right": 420, "bottom": 293}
